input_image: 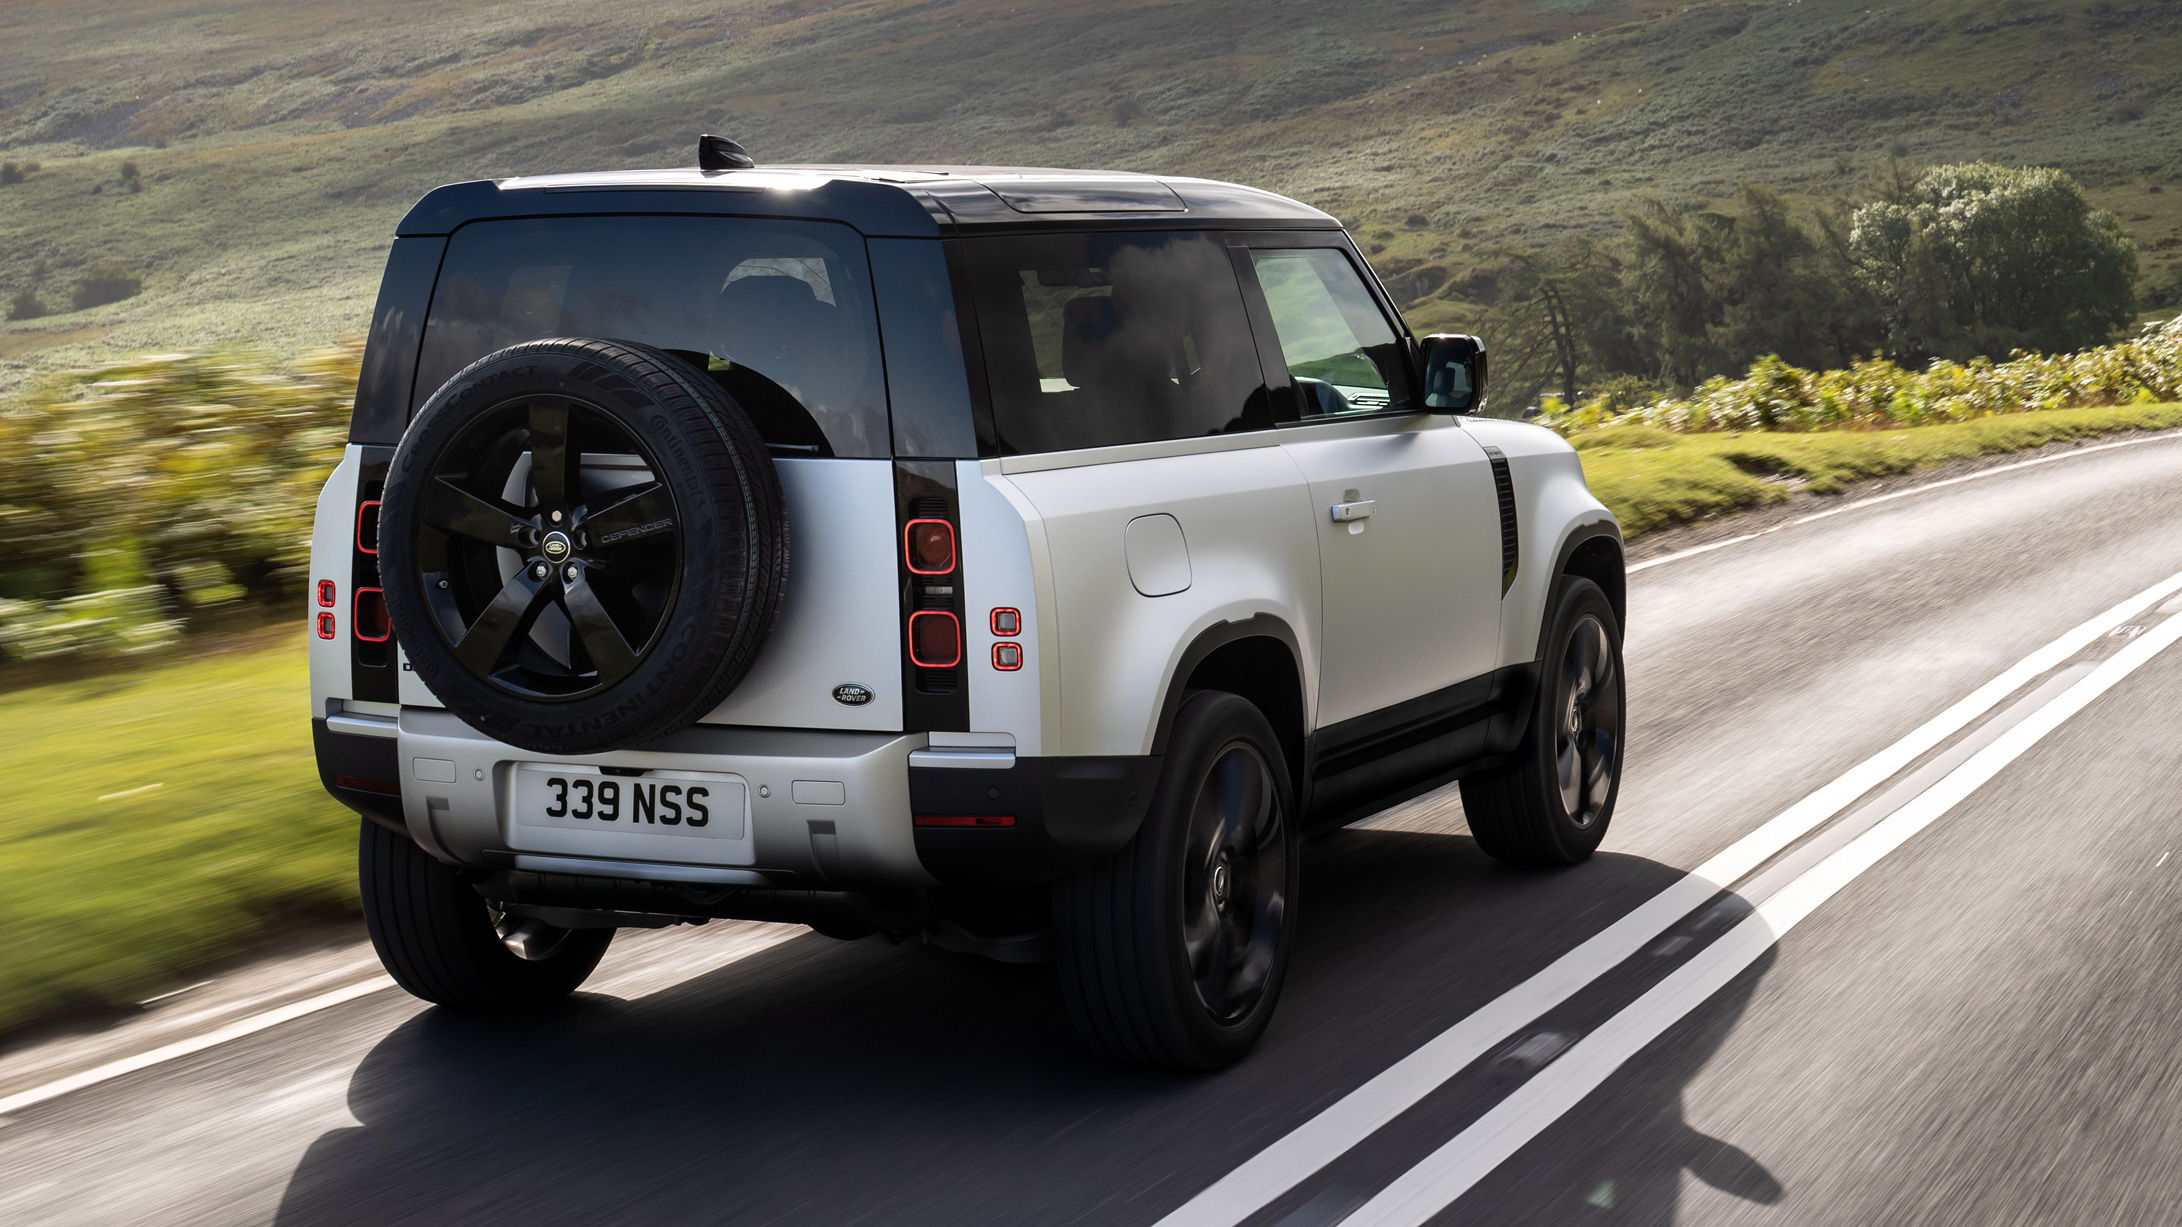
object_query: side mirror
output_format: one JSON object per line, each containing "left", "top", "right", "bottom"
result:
{"left": 1421, "top": 334, "right": 1488, "bottom": 415}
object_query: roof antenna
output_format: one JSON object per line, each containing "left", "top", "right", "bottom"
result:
{"left": 698, "top": 133, "right": 755, "bottom": 171}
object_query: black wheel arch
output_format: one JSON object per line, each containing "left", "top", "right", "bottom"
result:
{"left": 1148, "top": 614, "right": 1307, "bottom": 794}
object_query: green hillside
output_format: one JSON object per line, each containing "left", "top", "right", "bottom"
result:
{"left": 2, "top": 0, "right": 2179, "bottom": 383}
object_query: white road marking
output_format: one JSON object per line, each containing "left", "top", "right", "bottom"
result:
{"left": 1156, "top": 565, "right": 2182, "bottom": 1227}
{"left": 96, "top": 783, "right": 163, "bottom": 802}
{"left": 136, "top": 981, "right": 213, "bottom": 1007}
{"left": 1344, "top": 594, "right": 2182, "bottom": 1226}
{"left": 0, "top": 978, "right": 394, "bottom": 1118}
{"left": 1629, "top": 429, "right": 2182, "bottom": 574}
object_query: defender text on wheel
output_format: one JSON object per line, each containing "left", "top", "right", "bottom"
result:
{"left": 308, "top": 140, "right": 1625, "bottom": 1069}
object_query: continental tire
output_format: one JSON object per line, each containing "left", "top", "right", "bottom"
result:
{"left": 1461, "top": 576, "right": 1625, "bottom": 865}
{"left": 379, "top": 338, "right": 787, "bottom": 756}
{"left": 1055, "top": 692, "right": 1298, "bottom": 1069}
{"left": 359, "top": 820, "right": 611, "bottom": 1010}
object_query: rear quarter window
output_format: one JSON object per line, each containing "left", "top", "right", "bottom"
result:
{"left": 413, "top": 215, "right": 891, "bottom": 458}
{"left": 962, "top": 231, "right": 1270, "bottom": 455}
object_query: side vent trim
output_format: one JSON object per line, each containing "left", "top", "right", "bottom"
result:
{"left": 1481, "top": 445, "right": 1519, "bottom": 595}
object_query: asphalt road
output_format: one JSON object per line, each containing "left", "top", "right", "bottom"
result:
{"left": 10, "top": 431, "right": 2182, "bottom": 1227}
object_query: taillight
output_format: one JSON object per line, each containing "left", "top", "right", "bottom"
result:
{"left": 904, "top": 518, "right": 955, "bottom": 574}
{"left": 356, "top": 501, "right": 381, "bottom": 554}
{"left": 992, "top": 642, "right": 1022, "bottom": 671}
{"left": 907, "top": 611, "right": 961, "bottom": 667}
{"left": 316, "top": 612, "right": 337, "bottom": 639}
{"left": 990, "top": 607, "right": 1020, "bottom": 637}
{"left": 353, "top": 588, "right": 391, "bottom": 642}
{"left": 318, "top": 580, "right": 337, "bottom": 608}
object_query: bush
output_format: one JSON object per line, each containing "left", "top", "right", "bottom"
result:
{"left": 0, "top": 345, "right": 358, "bottom": 664}
{"left": 1543, "top": 315, "right": 2182, "bottom": 436}
{"left": 5, "top": 288, "right": 47, "bottom": 321}
{"left": 0, "top": 162, "right": 22, "bottom": 185}
{"left": 71, "top": 264, "right": 142, "bottom": 311}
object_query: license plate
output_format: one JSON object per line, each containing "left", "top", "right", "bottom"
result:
{"left": 513, "top": 765, "right": 747, "bottom": 842}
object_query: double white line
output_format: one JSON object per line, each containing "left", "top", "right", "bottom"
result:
{"left": 1161, "top": 567, "right": 2182, "bottom": 1227}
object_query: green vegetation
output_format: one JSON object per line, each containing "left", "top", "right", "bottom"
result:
{"left": 1577, "top": 402, "right": 2182, "bottom": 537}
{"left": 1488, "top": 164, "right": 2142, "bottom": 409}
{"left": 0, "top": 636, "right": 356, "bottom": 1034}
{"left": 0, "top": 346, "right": 353, "bottom": 663}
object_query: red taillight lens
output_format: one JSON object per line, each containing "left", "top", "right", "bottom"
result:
{"left": 907, "top": 610, "right": 961, "bottom": 667}
{"left": 334, "top": 775, "right": 401, "bottom": 796}
{"left": 992, "top": 642, "right": 1022, "bottom": 671}
{"left": 316, "top": 612, "right": 337, "bottom": 639}
{"left": 904, "top": 518, "right": 955, "bottom": 574}
{"left": 914, "top": 814, "right": 1015, "bottom": 828}
{"left": 317, "top": 580, "right": 337, "bottom": 608}
{"left": 353, "top": 589, "right": 391, "bottom": 642}
{"left": 356, "top": 501, "right": 381, "bottom": 554}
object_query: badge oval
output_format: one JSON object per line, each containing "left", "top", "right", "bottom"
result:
{"left": 832, "top": 683, "right": 874, "bottom": 707}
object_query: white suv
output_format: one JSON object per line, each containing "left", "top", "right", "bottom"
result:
{"left": 308, "top": 140, "right": 1625, "bottom": 1069}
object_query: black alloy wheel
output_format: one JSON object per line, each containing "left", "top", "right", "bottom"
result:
{"left": 1181, "top": 739, "right": 1286, "bottom": 1024}
{"left": 1461, "top": 576, "right": 1625, "bottom": 865}
{"left": 1056, "top": 691, "right": 1299, "bottom": 1069}
{"left": 380, "top": 339, "right": 787, "bottom": 757}
{"left": 413, "top": 394, "right": 681, "bottom": 702}
{"left": 1553, "top": 611, "right": 1622, "bottom": 831}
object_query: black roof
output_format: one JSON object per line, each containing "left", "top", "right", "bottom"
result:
{"left": 397, "top": 165, "right": 1340, "bottom": 239}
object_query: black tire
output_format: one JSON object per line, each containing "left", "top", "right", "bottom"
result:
{"left": 379, "top": 337, "right": 787, "bottom": 756}
{"left": 1462, "top": 576, "right": 1626, "bottom": 865}
{"left": 1055, "top": 692, "right": 1298, "bottom": 1069}
{"left": 359, "top": 820, "right": 612, "bottom": 1010}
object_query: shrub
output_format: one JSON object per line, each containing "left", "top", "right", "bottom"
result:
{"left": 0, "top": 162, "right": 21, "bottom": 185}
{"left": 70, "top": 264, "right": 141, "bottom": 311}
{"left": 0, "top": 345, "right": 358, "bottom": 664}
{"left": 1543, "top": 315, "right": 2182, "bottom": 437}
{"left": 5, "top": 289, "right": 47, "bottom": 321}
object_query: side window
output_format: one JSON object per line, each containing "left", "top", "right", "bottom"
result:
{"left": 964, "top": 231, "right": 1269, "bottom": 455}
{"left": 1248, "top": 248, "right": 1415, "bottom": 419}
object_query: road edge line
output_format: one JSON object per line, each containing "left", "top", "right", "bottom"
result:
{"left": 0, "top": 976, "right": 394, "bottom": 1118}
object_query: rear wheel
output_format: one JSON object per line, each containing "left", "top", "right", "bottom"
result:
{"left": 359, "top": 820, "right": 611, "bottom": 1010}
{"left": 1462, "top": 576, "right": 1625, "bottom": 865}
{"left": 1055, "top": 692, "right": 1297, "bottom": 1069}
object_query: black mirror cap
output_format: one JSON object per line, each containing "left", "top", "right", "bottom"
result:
{"left": 1421, "top": 333, "right": 1487, "bottom": 415}
{"left": 698, "top": 133, "right": 756, "bottom": 172}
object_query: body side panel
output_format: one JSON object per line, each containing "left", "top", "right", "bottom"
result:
{"left": 1460, "top": 417, "right": 1620, "bottom": 666}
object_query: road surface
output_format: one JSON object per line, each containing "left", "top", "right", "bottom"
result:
{"left": 8, "top": 430, "right": 2182, "bottom": 1226}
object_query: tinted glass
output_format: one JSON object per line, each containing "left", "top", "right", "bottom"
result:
{"left": 869, "top": 238, "right": 977, "bottom": 459}
{"left": 964, "top": 231, "right": 1268, "bottom": 454}
{"left": 1249, "top": 248, "right": 1414, "bottom": 419}
{"left": 415, "top": 216, "right": 890, "bottom": 457}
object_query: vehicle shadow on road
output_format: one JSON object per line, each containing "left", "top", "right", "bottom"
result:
{"left": 272, "top": 819, "right": 1780, "bottom": 1226}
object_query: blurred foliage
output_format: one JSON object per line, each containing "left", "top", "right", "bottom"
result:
{"left": 1541, "top": 315, "right": 2182, "bottom": 437}
{"left": 0, "top": 344, "right": 356, "bottom": 663}
{"left": 1487, "top": 165, "right": 2141, "bottom": 411}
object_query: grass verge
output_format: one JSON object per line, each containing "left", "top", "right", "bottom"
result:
{"left": 0, "top": 634, "right": 356, "bottom": 1037}
{"left": 1576, "top": 402, "right": 2182, "bottom": 538}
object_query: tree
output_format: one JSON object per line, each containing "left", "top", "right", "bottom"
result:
{"left": 1478, "top": 238, "right": 1628, "bottom": 411}
{"left": 1847, "top": 162, "right": 2137, "bottom": 361}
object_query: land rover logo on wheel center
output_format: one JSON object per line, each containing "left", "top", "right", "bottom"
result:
{"left": 832, "top": 683, "right": 873, "bottom": 706}
{"left": 540, "top": 531, "right": 573, "bottom": 561}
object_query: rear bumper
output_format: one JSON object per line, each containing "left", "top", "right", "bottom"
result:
{"left": 313, "top": 708, "right": 1158, "bottom": 893}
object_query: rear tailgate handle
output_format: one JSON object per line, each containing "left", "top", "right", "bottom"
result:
{"left": 1330, "top": 499, "right": 1376, "bottom": 522}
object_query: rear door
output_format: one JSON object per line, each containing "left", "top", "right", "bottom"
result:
{"left": 1235, "top": 240, "right": 1505, "bottom": 729}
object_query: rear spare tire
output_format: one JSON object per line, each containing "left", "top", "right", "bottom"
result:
{"left": 379, "top": 338, "right": 787, "bottom": 756}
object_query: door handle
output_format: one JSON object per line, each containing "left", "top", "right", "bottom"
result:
{"left": 1330, "top": 499, "right": 1376, "bottom": 523}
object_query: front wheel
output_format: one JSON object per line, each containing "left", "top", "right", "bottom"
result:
{"left": 359, "top": 820, "right": 612, "bottom": 1010}
{"left": 1054, "top": 692, "right": 1298, "bottom": 1069}
{"left": 1461, "top": 576, "right": 1626, "bottom": 865}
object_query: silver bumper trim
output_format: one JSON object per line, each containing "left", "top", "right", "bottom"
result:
{"left": 326, "top": 712, "right": 399, "bottom": 739}
{"left": 907, "top": 748, "right": 1017, "bottom": 770}
{"left": 510, "top": 854, "right": 776, "bottom": 887}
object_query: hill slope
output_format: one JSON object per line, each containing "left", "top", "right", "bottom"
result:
{"left": 2, "top": 0, "right": 2178, "bottom": 380}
